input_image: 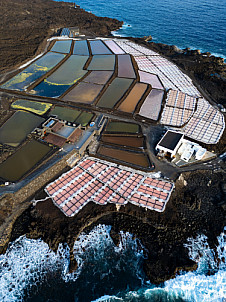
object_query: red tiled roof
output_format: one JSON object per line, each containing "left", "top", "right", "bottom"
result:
{"left": 68, "top": 128, "right": 83, "bottom": 143}
{"left": 44, "top": 133, "right": 67, "bottom": 148}
{"left": 51, "top": 121, "right": 64, "bottom": 132}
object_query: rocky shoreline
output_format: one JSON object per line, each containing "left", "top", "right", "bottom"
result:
{"left": 0, "top": 0, "right": 225, "bottom": 285}
{"left": 9, "top": 170, "right": 225, "bottom": 283}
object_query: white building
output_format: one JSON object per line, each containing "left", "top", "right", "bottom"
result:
{"left": 156, "top": 130, "right": 207, "bottom": 162}
{"left": 156, "top": 130, "right": 184, "bottom": 158}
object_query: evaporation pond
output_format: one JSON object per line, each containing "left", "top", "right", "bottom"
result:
{"left": 32, "top": 56, "right": 88, "bottom": 97}
{"left": 63, "top": 82, "right": 104, "bottom": 104}
{"left": 139, "top": 89, "right": 164, "bottom": 120}
{"left": 49, "top": 106, "right": 81, "bottom": 122}
{"left": 56, "top": 126, "right": 75, "bottom": 138}
{"left": 0, "top": 140, "right": 52, "bottom": 182}
{"left": 50, "top": 40, "right": 72, "bottom": 53}
{"left": 74, "top": 112, "right": 94, "bottom": 127}
{"left": 118, "top": 54, "right": 136, "bottom": 78}
{"left": 118, "top": 83, "right": 148, "bottom": 113}
{"left": 0, "top": 111, "right": 44, "bottom": 147}
{"left": 101, "top": 135, "right": 144, "bottom": 148}
{"left": 73, "top": 40, "right": 89, "bottom": 56}
{"left": 0, "top": 52, "right": 65, "bottom": 91}
{"left": 87, "top": 55, "right": 115, "bottom": 71}
{"left": 89, "top": 40, "right": 112, "bottom": 55}
{"left": 11, "top": 99, "right": 52, "bottom": 115}
{"left": 105, "top": 121, "right": 141, "bottom": 134}
{"left": 97, "top": 78, "right": 133, "bottom": 109}
{"left": 98, "top": 145, "right": 150, "bottom": 168}
{"left": 83, "top": 71, "right": 113, "bottom": 85}
{"left": 104, "top": 40, "right": 125, "bottom": 54}
{"left": 138, "top": 70, "right": 164, "bottom": 90}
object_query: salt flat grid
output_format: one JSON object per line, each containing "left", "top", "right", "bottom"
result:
{"left": 147, "top": 56, "right": 201, "bottom": 97}
{"left": 45, "top": 157, "right": 174, "bottom": 217}
{"left": 114, "top": 39, "right": 200, "bottom": 96}
{"left": 166, "top": 90, "right": 197, "bottom": 110}
{"left": 161, "top": 91, "right": 225, "bottom": 142}
{"left": 3, "top": 38, "right": 224, "bottom": 145}
{"left": 113, "top": 40, "right": 143, "bottom": 56}
{"left": 135, "top": 56, "right": 177, "bottom": 89}
{"left": 161, "top": 107, "right": 194, "bottom": 127}
{"left": 182, "top": 98, "right": 225, "bottom": 144}
{"left": 114, "top": 40, "right": 159, "bottom": 57}
{"left": 160, "top": 90, "right": 196, "bottom": 126}
{"left": 123, "top": 41, "right": 160, "bottom": 56}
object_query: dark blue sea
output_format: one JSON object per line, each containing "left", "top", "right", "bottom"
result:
{"left": 67, "top": 0, "right": 226, "bottom": 59}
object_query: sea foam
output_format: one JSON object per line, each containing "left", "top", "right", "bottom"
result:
{"left": 0, "top": 225, "right": 225, "bottom": 301}
{"left": 92, "top": 227, "right": 226, "bottom": 302}
{"left": 0, "top": 225, "right": 146, "bottom": 301}
{"left": 0, "top": 237, "right": 69, "bottom": 302}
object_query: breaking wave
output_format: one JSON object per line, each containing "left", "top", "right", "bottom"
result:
{"left": 92, "top": 227, "right": 226, "bottom": 302}
{"left": 0, "top": 225, "right": 146, "bottom": 301}
{"left": 0, "top": 225, "right": 225, "bottom": 301}
{"left": 0, "top": 237, "right": 69, "bottom": 302}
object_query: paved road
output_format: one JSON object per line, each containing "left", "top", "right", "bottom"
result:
{"left": 180, "top": 156, "right": 225, "bottom": 173}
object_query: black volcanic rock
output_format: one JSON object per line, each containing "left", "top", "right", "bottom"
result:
{"left": 9, "top": 170, "right": 225, "bottom": 283}
{"left": 0, "top": 0, "right": 122, "bottom": 72}
{"left": 0, "top": 0, "right": 225, "bottom": 287}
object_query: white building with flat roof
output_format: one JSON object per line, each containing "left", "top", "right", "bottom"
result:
{"left": 156, "top": 130, "right": 184, "bottom": 158}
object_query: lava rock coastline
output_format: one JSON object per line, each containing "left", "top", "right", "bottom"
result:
{"left": 10, "top": 170, "right": 226, "bottom": 283}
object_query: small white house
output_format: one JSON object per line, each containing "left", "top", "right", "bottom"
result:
{"left": 181, "top": 150, "right": 193, "bottom": 162}
{"left": 178, "top": 139, "right": 207, "bottom": 162}
{"left": 195, "top": 148, "right": 206, "bottom": 160}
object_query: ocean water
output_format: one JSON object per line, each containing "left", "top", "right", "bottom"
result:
{"left": 0, "top": 224, "right": 225, "bottom": 302}
{"left": 55, "top": 0, "right": 226, "bottom": 59}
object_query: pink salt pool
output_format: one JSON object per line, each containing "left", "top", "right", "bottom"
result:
{"left": 45, "top": 157, "right": 174, "bottom": 216}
